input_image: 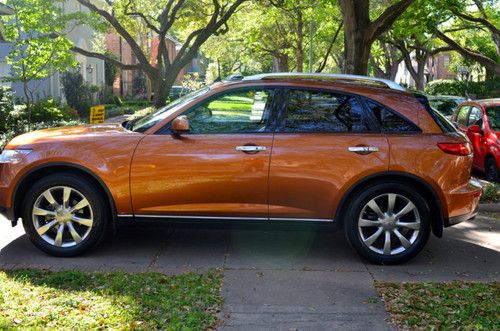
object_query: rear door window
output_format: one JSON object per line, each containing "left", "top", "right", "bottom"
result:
{"left": 278, "top": 89, "right": 371, "bottom": 133}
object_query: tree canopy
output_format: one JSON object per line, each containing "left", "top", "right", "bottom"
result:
{"left": 2, "top": 0, "right": 498, "bottom": 107}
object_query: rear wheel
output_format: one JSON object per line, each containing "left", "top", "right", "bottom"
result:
{"left": 344, "top": 182, "right": 431, "bottom": 264}
{"left": 485, "top": 157, "right": 499, "bottom": 182}
{"left": 21, "top": 173, "right": 108, "bottom": 257}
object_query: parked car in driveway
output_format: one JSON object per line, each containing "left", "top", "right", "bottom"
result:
{"left": 451, "top": 98, "right": 500, "bottom": 182}
{"left": 428, "top": 95, "right": 466, "bottom": 119}
{"left": 0, "top": 73, "right": 481, "bottom": 264}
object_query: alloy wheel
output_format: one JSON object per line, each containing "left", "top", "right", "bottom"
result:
{"left": 32, "top": 186, "right": 94, "bottom": 248}
{"left": 357, "top": 193, "right": 420, "bottom": 255}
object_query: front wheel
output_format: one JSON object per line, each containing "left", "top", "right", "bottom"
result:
{"left": 21, "top": 173, "right": 108, "bottom": 257}
{"left": 344, "top": 182, "right": 431, "bottom": 265}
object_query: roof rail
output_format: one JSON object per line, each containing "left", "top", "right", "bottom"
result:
{"left": 242, "top": 72, "right": 406, "bottom": 91}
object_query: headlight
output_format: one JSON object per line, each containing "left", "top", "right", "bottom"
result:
{"left": 0, "top": 149, "right": 32, "bottom": 164}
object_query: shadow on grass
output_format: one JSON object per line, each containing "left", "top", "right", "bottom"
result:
{"left": 0, "top": 269, "right": 223, "bottom": 330}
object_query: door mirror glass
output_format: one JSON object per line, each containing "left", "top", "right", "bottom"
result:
{"left": 172, "top": 115, "right": 190, "bottom": 134}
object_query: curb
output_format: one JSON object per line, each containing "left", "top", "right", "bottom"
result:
{"left": 478, "top": 203, "right": 500, "bottom": 213}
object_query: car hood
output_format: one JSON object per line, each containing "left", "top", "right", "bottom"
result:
{"left": 6, "top": 123, "right": 135, "bottom": 148}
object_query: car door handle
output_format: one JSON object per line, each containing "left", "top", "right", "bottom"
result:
{"left": 236, "top": 145, "right": 267, "bottom": 152}
{"left": 348, "top": 146, "right": 379, "bottom": 154}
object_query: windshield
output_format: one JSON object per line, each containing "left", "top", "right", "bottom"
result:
{"left": 486, "top": 106, "right": 499, "bottom": 131}
{"left": 131, "top": 87, "right": 211, "bottom": 132}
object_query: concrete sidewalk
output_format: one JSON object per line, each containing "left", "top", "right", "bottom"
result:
{"left": 0, "top": 213, "right": 498, "bottom": 330}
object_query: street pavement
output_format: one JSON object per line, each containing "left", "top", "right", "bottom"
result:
{"left": 0, "top": 213, "right": 498, "bottom": 330}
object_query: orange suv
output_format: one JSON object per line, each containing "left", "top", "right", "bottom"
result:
{"left": 0, "top": 73, "right": 481, "bottom": 264}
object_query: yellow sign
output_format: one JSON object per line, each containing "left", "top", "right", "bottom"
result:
{"left": 90, "top": 105, "right": 105, "bottom": 124}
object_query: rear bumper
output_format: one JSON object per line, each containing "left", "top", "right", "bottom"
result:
{"left": 444, "top": 178, "right": 482, "bottom": 227}
{"left": 445, "top": 205, "right": 479, "bottom": 227}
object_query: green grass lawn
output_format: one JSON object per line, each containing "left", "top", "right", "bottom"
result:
{"left": 376, "top": 281, "right": 500, "bottom": 330}
{"left": 0, "top": 269, "right": 223, "bottom": 330}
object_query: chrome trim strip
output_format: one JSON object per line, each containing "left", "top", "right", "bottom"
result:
{"left": 270, "top": 217, "right": 334, "bottom": 222}
{"left": 243, "top": 72, "right": 406, "bottom": 91}
{"left": 133, "top": 214, "right": 268, "bottom": 221}
{"left": 125, "top": 214, "right": 334, "bottom": 222}
{"left": 117, "top": 214, "right": 133, "bottom": 218}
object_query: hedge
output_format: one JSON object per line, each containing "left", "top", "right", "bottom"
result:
{"left": 425, "top": 79, "right": 500, "bottom": 99}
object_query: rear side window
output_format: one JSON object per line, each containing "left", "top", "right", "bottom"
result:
{"left": 363, "top": 100, "right": 420, "bottom": 133}
{"left": 279, "top": 89, "right": 370, "bottom": 133}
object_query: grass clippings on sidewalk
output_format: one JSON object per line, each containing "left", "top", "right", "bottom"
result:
{"left": 376, "top": 281, "right": 500, "bottom": 330}
{"left": 0, "top": 269, "right": 223, "bottom": 330}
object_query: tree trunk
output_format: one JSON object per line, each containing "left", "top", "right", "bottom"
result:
{"left": 415, "top": 59, "right": 426, "bottom": 91}
{"left": 339, "top": 0, "right": 416, "bottom": 75}
{"left": 295, "top": 9, "right": 304, "bottom": 72}
{"left": 340, "top": 0, "right": 371, "bottom": 74}
{"left": 22, "top": 80, "right": 33, "bottom": 130}
{"left": 272, "top": 54, "right": 289, "bottom": 72}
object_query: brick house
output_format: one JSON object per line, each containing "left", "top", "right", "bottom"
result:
{"left": 105, "top": 33, "right": 204, "bottom": 97}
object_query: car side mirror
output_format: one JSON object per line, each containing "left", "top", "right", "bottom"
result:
{"left": 171, "top": 115, "right": 190, "bottom": 136}
{"left": 468, "top": 124, "right": 483, "bottom": 135}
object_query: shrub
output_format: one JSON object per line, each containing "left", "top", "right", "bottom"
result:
{"left": 425, "top": 79, "right": 500, "bottom": 99}
{"left": 133, "top": 72, "right": 146, "bottom": 95}
{"left": 9, "top": 99, "right": 78, "bottom": 124}
{"left": 61, "top": 72, "right": 93, "bottom": 118}
{"left": 0, "top": 86, "right": 14, "bottom": 133}
{"left": 113, "top": 95, "right": 123, "bottom": 106}
{"left": 30, "top": 98, "right": 78, "bottom": 123}
{"left": 481, "top": 182, "right": 500, "bottom": 204}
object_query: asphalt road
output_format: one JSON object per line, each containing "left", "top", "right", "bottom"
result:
{"left": 0, "top": 213, "right": 498, "bottom": 330}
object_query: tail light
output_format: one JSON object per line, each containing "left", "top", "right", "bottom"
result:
{"left": 437, "top": 142, "right": 472, "bottom": 156}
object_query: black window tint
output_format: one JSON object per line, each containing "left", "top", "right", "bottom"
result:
{"left": 364, "top": 100, "right": 419, "bottom": 132}
{"left": 281, "top": 90, "right": 369, "bottom": 133}
{"left": 184, "top": 89, "right": 273, "bottom": 134}
{"left": 456, "top": 106, "right": 470, "bottom": 126}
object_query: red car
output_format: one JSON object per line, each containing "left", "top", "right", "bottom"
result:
{"left": 452, "top": 99, "right": 500, "bottom": 182}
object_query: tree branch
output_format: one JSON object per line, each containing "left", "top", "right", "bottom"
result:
{"left": 436, "top": 30, "right": 500, "bottom": 76}
{"left": 316, "top": 21, "right": 343, "bottom": 72}
{"left": 75, "top": 0, "right": 152, "bottom": 71}
{"left": 430, "top": 46, "right": 453, "bottom": 56}
{"left": 395, "top": 40, "right": 418, "bottom": 82}
{"left": 125, "top": 11, "right": 160, "bottom": 34}
{"left": 369, "top": 0, "right": 416, "bottom": 41}
{"left": 451, "top": 8, "right": 500, "bottom": 36}
{"left": 72, "top": 46, "right": 145, "bottom": 71}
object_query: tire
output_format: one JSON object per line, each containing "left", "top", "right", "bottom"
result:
{"left": 21, "top": 173, "right": 108, "bottom": 257}
{"left": 485, "top": 157, "right": 499, "bottom": 182}
{"left": 344, "top": 182, "right": 431, "bottom": 265}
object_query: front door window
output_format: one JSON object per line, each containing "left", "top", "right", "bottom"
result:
{"left": 183, "top": 89, "right": 274, "bottom": 134}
